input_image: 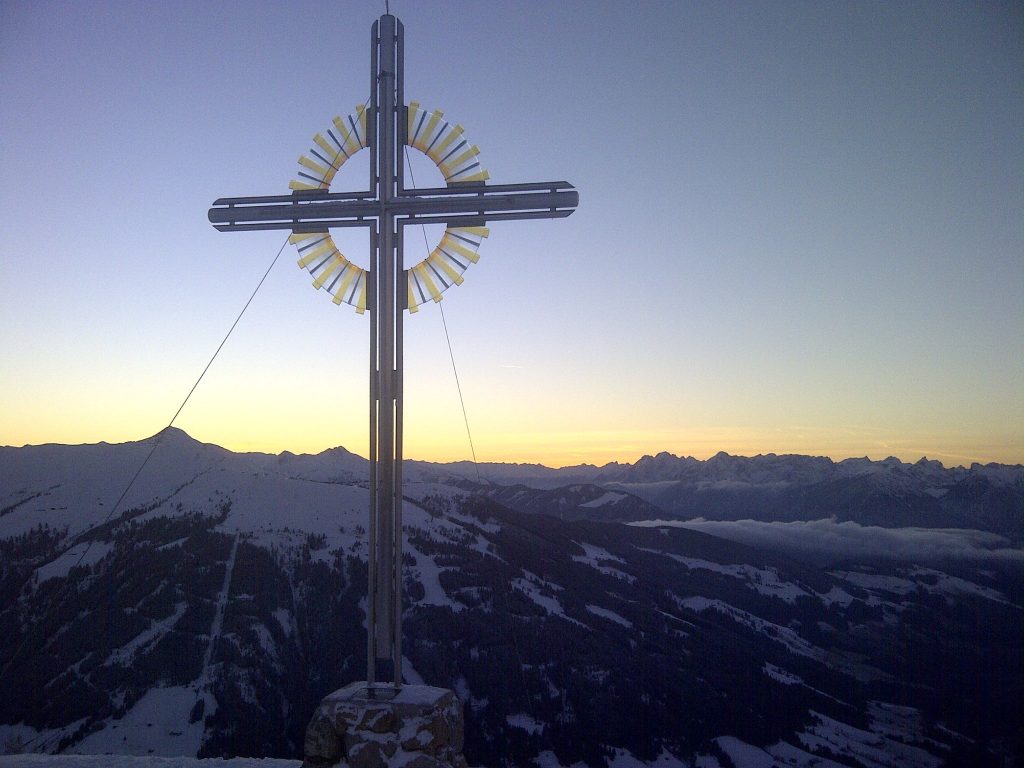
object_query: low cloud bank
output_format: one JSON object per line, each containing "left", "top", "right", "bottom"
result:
{"left": 630, "top": 518, "right": 1024, "bottom": 565}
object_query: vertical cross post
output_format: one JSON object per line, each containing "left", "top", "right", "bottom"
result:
{"left": 368, "top": 14, "right": 404, "bottom": 688}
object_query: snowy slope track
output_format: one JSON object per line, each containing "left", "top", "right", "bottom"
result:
{"left": 200, "top": 532, "right": 240, "bottom": 687}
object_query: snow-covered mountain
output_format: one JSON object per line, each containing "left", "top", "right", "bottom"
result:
{"left": 6, "top": 430, "right": 1020, "bottom": 539}
{"left": 1, "top": 430, "right": 1022, "bottom": 767}
{"left": 427, "top": 449, "right": 1024, "bottom": 541}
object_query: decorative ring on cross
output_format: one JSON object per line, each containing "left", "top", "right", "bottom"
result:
{"left": 286, "top": 103, "right": 491, "bottom": 314}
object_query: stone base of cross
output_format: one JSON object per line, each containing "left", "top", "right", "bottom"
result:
{"left": 301, "top": 682, "right": 467, "bottom": 768}
{"left": 208, "top": 13, "right": 577, "bottom": 692}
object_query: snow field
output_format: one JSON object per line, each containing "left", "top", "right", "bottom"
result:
{"left": 35, "top": 542, "right": 113, "bottom": 582}
{"left": 4, "top": 757, "right": 300, "bottom": 768}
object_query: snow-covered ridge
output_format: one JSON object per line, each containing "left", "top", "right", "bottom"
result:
{"left": 3, "top": 757, "right": 299, "bottom": 768}
{"left": 5, "top": 428, "right": 1022, "bottom": 544}
{"left": 6, "top": 427, "right": 1020, "bottom": 492}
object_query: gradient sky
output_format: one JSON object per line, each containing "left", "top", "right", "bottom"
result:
{"left": 1, "top": 0, "right": 1021, "bottom": 467}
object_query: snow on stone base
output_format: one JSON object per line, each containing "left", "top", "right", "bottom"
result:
{"left": 303, "top": 682, "right": 467, "bottom": 768}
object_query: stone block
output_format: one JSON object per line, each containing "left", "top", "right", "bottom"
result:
{"left": 302, "top": 682, "right": 468, "bottom": 768}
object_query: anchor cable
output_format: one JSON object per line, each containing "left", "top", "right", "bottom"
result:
{"left": 437, "top": 303, "right": 481, "bottom": 483}
{"left": 0, "top": 236, "right": 289, "bottom": 688}
{"left": 404, "top": 146, "right": 482, "bottom": 483}
{"left": 403, "top": 148, "right": 539, "bottom": 718}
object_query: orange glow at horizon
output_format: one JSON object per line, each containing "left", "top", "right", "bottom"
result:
{"left": 3, "top": 405, "right": 1020, "bottom": 470}
{"left": 0, "top": 341, "right": 1020, "bottom": 469}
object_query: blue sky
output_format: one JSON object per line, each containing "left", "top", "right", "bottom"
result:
{"left": 1, "top": 0, "right": 1021, "bottom": 466}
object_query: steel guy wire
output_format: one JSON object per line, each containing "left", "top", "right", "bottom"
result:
{"left": 0, "top": 236, "right": 289, "bottom": 688}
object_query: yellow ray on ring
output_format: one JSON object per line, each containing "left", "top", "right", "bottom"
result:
{"left": 451, "top": 169, "right": 490, "bottom": 183}
{"left": 312, "top": 255, "right": 347, "bottom": 289}
{"left": 425, "top": 125, "right": 465, "bottom": 166}
{"left": 413, "top": 263, "right": 443, "bottom": 302}
{"left": 413, "top": 109, "right": 445, "bottom": 152}
{"left": 355, "top": 274, "right": 368, "bottom": 314}
{"left": 427, "top": 252, "right": 465, "bottom": 286}
{"left": 450, "top": 226, "right": 490, "bottom": 239}
{"left": 313, "top": 133, "right": 340, "bottom": 161}
{"left": 297, "top": 241, "right": 336, "bottom": 269}
{"left": 407, "top": 274, "right": 421, "bottom": 314}
{"left": 438, "top": 234, "right": 481, "bottom": 264}
{"left": 331, "top": 264, "right": 359, "bottom": 303}
{"left": 439, "top": 145, "right": 480, "bottom": 177}
{"left": 289, "top": 232, "right": 328, "bottom": 244}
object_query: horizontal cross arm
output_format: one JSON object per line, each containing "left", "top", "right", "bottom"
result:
{"left": 396, "top": 181, "right": 576, "bottom": 197}
{"left": 208, "top": 182, "right": 578, "bottom": 232}
{"left": 210, "top": 189, "right": 373, "bottom": 207}
{"left": 281, "top": 209, "right": 574, "bottom": 235}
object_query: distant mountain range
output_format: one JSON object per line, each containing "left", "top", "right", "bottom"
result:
{"left": 9, "top": 427, "right": 1019, "bottom": 537}
{"left": 1, "top": 429, "right": 1021, "bottom": 766}
{"left": 414, "top": 447, "right": 1024, "bottom": 542}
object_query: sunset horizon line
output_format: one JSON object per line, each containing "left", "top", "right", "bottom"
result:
{"left": 4, "top": 425, "right": 1021, "bottom": 472}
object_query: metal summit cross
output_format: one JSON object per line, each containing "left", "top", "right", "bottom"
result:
{"left": 208, "top": 14, "right": 577, "bottom": 689}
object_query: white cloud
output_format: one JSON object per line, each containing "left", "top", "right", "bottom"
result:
{"left": 630, "top": 518, "right": 1024, "bottom": 564}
